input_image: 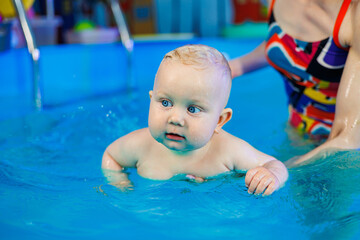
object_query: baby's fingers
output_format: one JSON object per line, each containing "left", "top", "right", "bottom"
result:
{"left": 254, "top": 177, "right": 273, "bottom": 195}
{"left": 245, "top": 167, "right": 261, "bottom": 187}
{"left": 246, "top": 171, "right": 266, "bottom": 194}
{"left": 186, "top": 174, "right": 205, "bottom": 183}
{"left": 263, "top": 182, "right": 277, "bottom": 196}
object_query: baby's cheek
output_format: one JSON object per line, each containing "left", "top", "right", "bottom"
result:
{"left": 148, "top": 108, "right": 162, "bottom": 126}
{"left": 148, "top": 115, "right": 162, "bottom": 137}
{"left": 148, "top": 124, "right": 163, "bottom": 145}
{"left": 189, "top": 125, "right": 213, "bottom": 146}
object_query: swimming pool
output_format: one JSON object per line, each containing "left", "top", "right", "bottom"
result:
{"left": 1, "top": 38, "right": 360, "bottom": 239}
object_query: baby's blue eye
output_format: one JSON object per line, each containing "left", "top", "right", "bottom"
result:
{"left": 188, "top": 106, "right": 200, "bottom": 113}
{"left": 162, "top": 100, "right": 172, "bottom": 107}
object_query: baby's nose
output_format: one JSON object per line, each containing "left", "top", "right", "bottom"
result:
{"left": 168, "top": 110, "right": 185, "bottom": 126}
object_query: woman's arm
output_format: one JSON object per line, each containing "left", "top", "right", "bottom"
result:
{"left": 228, "top": 41, "right": 269, "bottom": 78}
{"left": 287, "top": 3, "right": 360, "bottom": 166}
{"left": 228, "top": 0, "right": 272, "bottom": 78}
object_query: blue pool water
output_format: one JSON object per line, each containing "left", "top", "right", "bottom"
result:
{"left": 1, "top": 39, "right": 360, "bottom": 239}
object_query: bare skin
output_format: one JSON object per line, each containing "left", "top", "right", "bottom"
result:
{"left": 103, "top": 56, "right": 288, "bottom": 196}
{"left": 229, "top": 0, "right": 360, "bottom": 166}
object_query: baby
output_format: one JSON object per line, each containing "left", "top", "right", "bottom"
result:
{"left": 102, "top": 44, "right": 288, "bottom": 196}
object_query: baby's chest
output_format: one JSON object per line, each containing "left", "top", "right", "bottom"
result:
{"left": 136, "top": 158, "right": 174, "bottom": 180}
{"left": 136, "top": 155, "right": 231, "bottom": 180}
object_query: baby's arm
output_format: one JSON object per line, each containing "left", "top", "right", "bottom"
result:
{"left": 228, "top": 136, "right": 288, "bottom": 196}
{"left": 102, "top": 128, "right": 148, "bottom": 187}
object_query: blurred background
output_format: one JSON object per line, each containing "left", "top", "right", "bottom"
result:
{"left": 0, "top": 0, "right": 268, "bottom": 50}
{"left": 0, "top": 0, "right": 272, "bottom": 115}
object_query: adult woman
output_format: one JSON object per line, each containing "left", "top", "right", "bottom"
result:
{"left": 229, "top": 0, "right": 360, "bottom": 165}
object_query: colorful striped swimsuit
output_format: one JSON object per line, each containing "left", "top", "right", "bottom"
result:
{"left": 265, "top": 0, "right": 351, "bottom": 137}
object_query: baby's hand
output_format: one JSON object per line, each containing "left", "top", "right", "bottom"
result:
{"left": 111, "top": 179, "right": 134, "bottom": 191}
{"left": 245, "top": 167, "right": 280, "bottom": 196}
{"left": 186, "top": 174, "right": 205, "bottom": 183}
{"left": 102, "top": 169, "right": 134, "bottom": 191}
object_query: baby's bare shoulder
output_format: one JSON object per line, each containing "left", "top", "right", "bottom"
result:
{"left": 215, "top": 130, "right": 250, "bottom": 148}
{"left": 128, "top": 128, "right": 151, "bottom": 138}
{"left": 214, "top": 130, "right": 274, "bottom": 169}
{"left": 210, "top": 130, "right": 258, "bottom": 170}
{"left": 108, "top": 128, "right": 155, "bottom": 162}
{"left": 109, "top": 128, "right": 152, "bottom": 152}
{"left": 123, "top": 128, "right": 154, "bottom": 147}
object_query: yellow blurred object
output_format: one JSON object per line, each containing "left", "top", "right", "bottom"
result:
{"left": 0, "top": 0, "right": 35, "bottom": 18}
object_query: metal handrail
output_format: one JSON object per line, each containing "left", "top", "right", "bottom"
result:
{"left": 108, "top": 0, "right": 134, "bottom": 91}
{"left": 12, "top": 0, "right": 42, "bottom": 110}
{"left": 11, "top": 0, "right": 133, "bottom": 109}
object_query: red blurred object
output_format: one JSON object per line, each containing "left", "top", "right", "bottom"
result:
{"left": 119, "top": 0, "right": 132, "bottom": 12}
{"left": 232, "top": 0, "right": 267, "bottom": 23}
{"left": 119, "top": 0, "right": 155, "bottom": 34}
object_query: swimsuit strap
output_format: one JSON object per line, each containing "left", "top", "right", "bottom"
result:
{"left": 267, "top": 0, "right": 276, "bottom": 19}
{"left": 333, "top": 0, "right": 352, "bottom": 50}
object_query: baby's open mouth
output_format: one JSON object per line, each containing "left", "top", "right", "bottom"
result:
{"left": 166, "top": 133, "right": 185, "bottom": 141}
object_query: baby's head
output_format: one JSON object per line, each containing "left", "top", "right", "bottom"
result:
{"left": 159, "top": 44, "right": 232, "bottom": 108}
{"left": 148, "top": 44, "right": 233, "bottom": 152}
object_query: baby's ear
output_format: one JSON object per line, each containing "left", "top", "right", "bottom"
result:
{"left": 215, "top": 108, "right": 233, "bottom": 133}
{"left": 149, "top": 90, "right": 153, "bottom": 99}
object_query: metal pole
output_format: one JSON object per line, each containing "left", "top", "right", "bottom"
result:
{"left": 12, "top": 0, "right": 42, "bottom": 110}
{"left": 108, "top": 0, "right": 134, "bottom": 91}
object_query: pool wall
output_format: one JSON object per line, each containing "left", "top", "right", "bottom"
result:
{"left": 0, "top": 38, "right": 284, "bottom": 120}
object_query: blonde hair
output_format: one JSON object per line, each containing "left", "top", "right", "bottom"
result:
{"left": 162, "top": 44, "right": 231, "bottom": 80}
